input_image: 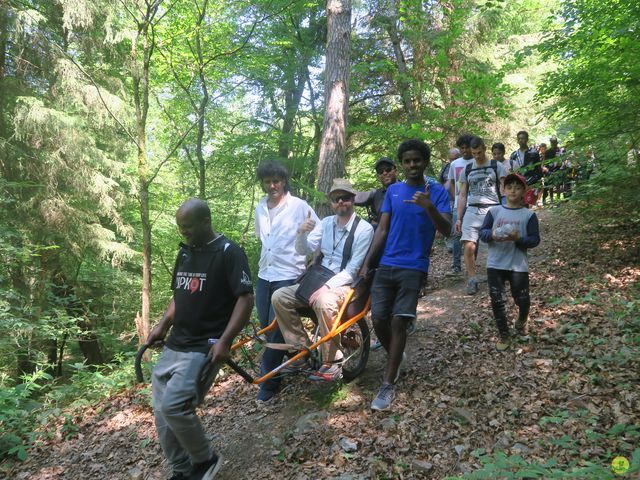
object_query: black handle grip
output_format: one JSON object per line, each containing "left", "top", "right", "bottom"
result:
{"left": 135, "top": 343, "right": 254, "bottom": 385}
{"left": 224, "top": 358, "right": 254, "bottom": 384}
{"left": 134, "top": 344, "right": 151, "bottom": 383}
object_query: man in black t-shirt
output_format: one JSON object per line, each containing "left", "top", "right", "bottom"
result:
{"left": 146, "top": 198, "right": 254, "bottom": 480}
{"left": 354, "top": 157, "right": 398, "bottom": 228}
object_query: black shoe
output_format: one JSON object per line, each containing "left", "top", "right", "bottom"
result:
{"left": 190, "top": 454, "right": 223, "bottom": 480}
{"left": 169, "top": 473, "right": 189, "bottom": 480}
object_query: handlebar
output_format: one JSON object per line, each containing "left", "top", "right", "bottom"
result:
{"left": 134, "top": 342, "right": 255, "bottom": 385}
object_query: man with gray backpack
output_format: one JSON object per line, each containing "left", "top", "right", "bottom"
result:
{"left": 455, "top": 136, "right": 507, "bottom": 295}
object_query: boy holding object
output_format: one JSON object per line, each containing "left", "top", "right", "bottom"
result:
{"left": 479, "top": 173, "right": 541, "bottom": 351}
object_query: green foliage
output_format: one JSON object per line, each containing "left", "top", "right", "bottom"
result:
{"left": 0, "top": 352, "right": 137, "bottom": 461}
{"left": 449, "top": 447, "right": 640, "bottom": 478}
{"left": 534, "top": 0, "right": 640, "bottom": 217}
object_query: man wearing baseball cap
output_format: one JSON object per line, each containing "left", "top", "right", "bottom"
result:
{"left": 479, "top": 173, "right": 541, "bottom": 351}
{"left": 355, "top": 157, "right": 398, "bottom": 228}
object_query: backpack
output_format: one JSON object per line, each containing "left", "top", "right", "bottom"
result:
{"left": 464, "top": 160, "right": 501, "bottom": 201}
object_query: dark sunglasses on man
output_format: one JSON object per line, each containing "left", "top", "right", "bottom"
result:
{"left": 330, "top": 193, "right": 354, "bottom": 204}
{"left": 376, "top": 166, "right": 394, "bottom": 175}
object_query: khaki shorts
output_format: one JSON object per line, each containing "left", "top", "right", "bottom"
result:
{"left": 461, "top": 206, "right": 492, "bottom": 243}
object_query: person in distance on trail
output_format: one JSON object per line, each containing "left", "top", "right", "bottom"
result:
{"left": 360, "top": 139, "right": 451, "bottom": 411}
{"left": 440, "top": 147, "right": 460, "bottom": 253}
{"left": 542, "top": 136, "right": 564, "bottom": 204}
{"left": 146, "top": 198, "right": 254, "bottom": 480}
{"left": 439, "top": 148, "right": 460, "bottom": 187}
{"left": 492, "top": 142, "right": 514, "bottom": 174}
{"left": 455, "top": 136, "right": 508, "bottom": 295}
{"left": 272, "top": 179, "right": 373, "bottom": 382}
{"left": 445, "top": 135, "right": 474, "bottom": 277}
{"left": 253, "top": 161, "right": 319, "bottom": 403}
{"left": 509, "top": 130, "right": 542, "bottom": 185}
{"left": 354, "top": 156, "right": 398, "bottom": 229}
{"left": 479, "top": 173, "right": 540, "bottom": 351}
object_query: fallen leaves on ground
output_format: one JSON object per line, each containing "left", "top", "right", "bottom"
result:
{"left": 6, "top": 205, "right": 639, "bottom": 480}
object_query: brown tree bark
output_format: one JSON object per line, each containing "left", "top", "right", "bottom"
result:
{"left": 131, "top": 3, "right": 159, "bottom": 347}
{"left": 315, "top": 0, "right": 352, "bottom": 217}
{"left": 194, "top": 0, "right": 209, "bottom": 199}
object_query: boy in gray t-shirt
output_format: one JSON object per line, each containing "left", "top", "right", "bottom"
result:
{"left": 479, "top": 173, "right": 540, "bottom": 351}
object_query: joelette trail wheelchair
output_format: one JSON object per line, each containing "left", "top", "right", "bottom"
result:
{"left": 135, "top": 274, "right": 373, "bottom": 392}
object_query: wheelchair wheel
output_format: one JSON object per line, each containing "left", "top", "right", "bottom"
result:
{"left": 341, "top": 318, "right": 370, "bottom": 381}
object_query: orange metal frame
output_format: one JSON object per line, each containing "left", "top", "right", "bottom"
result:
{"left": 230, "top": 287, "right": 371, "bottom": 385}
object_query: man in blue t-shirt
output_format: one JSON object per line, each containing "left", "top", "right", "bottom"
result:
{"left": 360, "top": 139, "right": 451, "bottom": 411}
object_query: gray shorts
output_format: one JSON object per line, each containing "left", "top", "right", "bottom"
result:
{"left": 461, "top": 206, "right": 492, "bottom": 243}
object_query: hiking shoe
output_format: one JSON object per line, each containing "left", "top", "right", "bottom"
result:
{"left": 190, "top": 454, "right": 222, "bottom": 480}
{"left": 406, "top": 319, "right": 417, "bottom": 335}
{"left": 280, "top": 357, "right": 310, "bottom": 373}
{"left": 515, "top": 317, "right": 527, "bottom": 336}
{"left": 393, "top": 352, "right": 408, "bottom": 384}
{"left": 256, "top": 386, "right": 277, "bottom": 404}
{"left": 371, "top": 382, "right": 396, "bottom": 411}
{"left": 308, "top": 363, "right": 342, "bottom": 382}
{"left": 371, "top": 338, "right": 383, "bottom": 351}
{"left": 446, "top": 267, "right": 462, "bottom": 277}
{"left": 496, "top": 335, "right": 511, "bottom": 352}
{"left": 169, "top": 473, "right": 189, "bottom": 480}
{"left": 466, "top": 277, "right": 478, "bottom": 295}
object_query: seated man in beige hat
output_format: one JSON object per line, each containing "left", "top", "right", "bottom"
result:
{"left": 272, "top": 179, "right": 374, "bottom": 381}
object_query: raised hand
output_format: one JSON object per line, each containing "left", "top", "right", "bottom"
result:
{"left": 298, "top": 210, "right": 316, "bottom": 234}
{"left": 403, "top": 183, "right": 432, "bottom": 210}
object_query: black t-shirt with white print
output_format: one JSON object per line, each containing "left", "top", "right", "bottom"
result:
{"left": 166, "top": 234, "right": 253, "bottom": 353}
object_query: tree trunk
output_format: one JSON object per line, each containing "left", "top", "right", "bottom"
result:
{"left": 0, "top": 6, "right": 7, "bottom": 142}
{"left": 315, "top": 0, "right": 351, "bottom": 217}
{"left": 195, "top": 0, "right": 209, "bottom": 199}
{"left": 132, "top": 8, "right": 156, "bottom": 347}
{"left": 278, "top": 63, "right": 310, "bottom": 160}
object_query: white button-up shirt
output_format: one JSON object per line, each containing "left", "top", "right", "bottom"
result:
{"left": 295, "top": 212, "right": 373, "bottom": 289}
{"left": 255, "top": 193, "right": 319, "bottom": 282}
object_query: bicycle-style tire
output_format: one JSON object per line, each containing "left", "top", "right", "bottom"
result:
{"left": 341, "top": 318, "right": 370, "bottom": 381}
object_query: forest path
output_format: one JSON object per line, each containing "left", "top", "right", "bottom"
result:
{"left": 9, "top": 206, "right": 640, "bottom": 480}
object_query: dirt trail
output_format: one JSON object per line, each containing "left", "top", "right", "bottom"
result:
{"left": 8, "top": 207, "right": 639, "bottom": 479}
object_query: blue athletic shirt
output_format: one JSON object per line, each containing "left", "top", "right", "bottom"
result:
{"left": 379, "top": 179, "right": 451, "bottom": 273}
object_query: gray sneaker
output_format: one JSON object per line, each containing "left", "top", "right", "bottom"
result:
{"left": 466, "top": 277, "right": 478, "bottom": 295}
{"left": 371, "top": 382, "right": 396, "bottom": 411}
{"left": 445, "top": 267, "right": 462, "bottom": 277}
{"left": 406, "top": 319, "right": 417, "bottom": 335}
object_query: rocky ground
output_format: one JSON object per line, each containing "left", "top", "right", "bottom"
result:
{"left": 6, "top": 205, "right": 640, "bottom": 480}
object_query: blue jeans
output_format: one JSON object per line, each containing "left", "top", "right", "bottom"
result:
{"left": 451, "top": 209, "right": 462, "bottom": 270}
{"left": 256, "top": 277, "right": 297, "bottom": 394}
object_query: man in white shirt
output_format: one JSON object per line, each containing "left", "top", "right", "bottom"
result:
{"left": 272, "top": 179, "right": 374, "bottom": 382}
{"left": 254, "top": 161, "right": 319, "bottom": 402}
{"left": 445, "top": 134, "right": 474, "bottom": 276}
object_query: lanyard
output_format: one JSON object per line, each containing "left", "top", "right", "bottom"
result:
{"left": 332, "top": 223, "right": 349, "bottom": 256}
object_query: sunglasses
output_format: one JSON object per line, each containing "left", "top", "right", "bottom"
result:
{"left": 330, "top": 194, "right": 354, "bottom": 204}
{"left": 376, "top": 166, "right": 394, "bottom": 175}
